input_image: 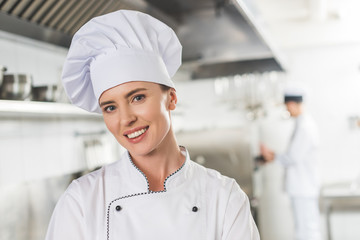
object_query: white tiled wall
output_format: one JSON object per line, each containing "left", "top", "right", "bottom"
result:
{"left": 0, "top": 31, "right": 121, "bottom": 187}
{"left": 0, "top": 118, "right": 120, "bottom": 187}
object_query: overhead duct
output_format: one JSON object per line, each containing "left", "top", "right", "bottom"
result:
{"left": 0, "top": 0, "right": 285, "bottom": 78}
{"left": 191, "top": 58, "right": 283, "bottom": 79}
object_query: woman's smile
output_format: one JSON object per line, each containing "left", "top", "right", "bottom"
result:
{"left": 125, "top": 126, "right": 149, "bottom": 139}
{"left": 99, "top": 81, "right": 177, "bottom": 157}
{"left": 124, "top": 126, "right": 150, "bottom": 144}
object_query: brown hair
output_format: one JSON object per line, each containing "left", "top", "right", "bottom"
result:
{"left": 159, "top": 84, "right": 171, "bottom": 92}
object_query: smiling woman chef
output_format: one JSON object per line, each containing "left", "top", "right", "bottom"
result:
{"left": 45, "top": 10, "right": 260, "bottom": 240}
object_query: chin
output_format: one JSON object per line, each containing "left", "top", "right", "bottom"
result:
{"left": 123, "top": 143, "right": 155, "bottom": 157}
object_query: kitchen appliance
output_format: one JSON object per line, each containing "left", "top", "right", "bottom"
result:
{"left": 0, "top": 74, "right": 33, "bottom": 100}
{"left": 31, "top": 85, "right": 58, "bottom": 102}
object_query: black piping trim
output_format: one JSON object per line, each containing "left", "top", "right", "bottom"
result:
{"left": 106, "top": 191, "right": 148, "bottom": 240}
{"left": 126, "top": 149, "right": 186, "bottom": 193}
{"left": 126, "top": 151, "right": 151, "bottom": 191}
{"left": 106, "top": 148, "right": 187, "bottom": 240}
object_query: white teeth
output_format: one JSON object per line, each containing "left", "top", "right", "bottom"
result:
{"left": 127, "top": 128, "right": 147, "bottom": 139}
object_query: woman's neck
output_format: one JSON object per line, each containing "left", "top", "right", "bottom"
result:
{"left": 130, "top": 129, "right": 185, "bottom": 192}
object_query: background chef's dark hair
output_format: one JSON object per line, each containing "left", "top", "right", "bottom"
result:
{"left": 284, "top": 96, "right": 303, "bottom": 103}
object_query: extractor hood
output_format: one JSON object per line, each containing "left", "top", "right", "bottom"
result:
{"left": 0, "top": 0, "right": 285, "bottom": 79}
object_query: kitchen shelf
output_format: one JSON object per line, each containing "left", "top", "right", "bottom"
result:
{"left": 0, "top": 100, "right": 102, "bottom": 119}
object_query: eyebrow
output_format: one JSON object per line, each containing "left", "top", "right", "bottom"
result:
{"left": 99, "top": 100, "right": 115, "bottom": 107}
{"left": 125, "top": 88, "right": 147, "bottom": 99}
{"left": 99, "top": 88, "right": 148, "bottom": 107}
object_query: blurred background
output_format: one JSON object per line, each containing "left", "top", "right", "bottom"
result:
{"left": 0, "top": 0, "right": 360, "bottom": 239}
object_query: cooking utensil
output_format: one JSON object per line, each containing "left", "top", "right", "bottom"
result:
{"left": 31, "top": 85, "right": 58, "bottom": 102}
{"left": 0, "top": 74, "right": 33, "bottom": 100}
{"left": 0, "top": 65, "right": 7, "bottom": 87}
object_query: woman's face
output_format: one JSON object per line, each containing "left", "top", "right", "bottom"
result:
{"left": 99, "top": 81, "right": 177, "bottom": 157}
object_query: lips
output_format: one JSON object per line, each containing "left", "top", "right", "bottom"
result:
{"left": 124, "top": 126, "right": 149, "bottom": 139}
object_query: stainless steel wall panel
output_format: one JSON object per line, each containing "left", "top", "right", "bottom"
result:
{"left": 21, "top": 0, "right": 44, "bottom": 20}
{"left": 0, "top": 0, "right": 7, "bottom": 10}
{"left": 1, "top": 0, "right": 16, "bottom": 12}
{"left": 56, "top": 0, "right": 88, "bottom": 31}
{"left": 0, "top": 11, "right": 71, "bottom": 47}
{"left": 29, "top": 0, "right": 56, "bottom": 24}
{"left": 11, "top": 0, "right": 32, "bottom": 16}
{"left": 99, "top": 1, "right": 127, "bottom": 16}
{"left": 6, "top": 0, "right": 21, "bottom": 14}
{"left": 63, "top": 0, "right": 99, "bottom": 35}
{"left": 39, "top": 0, "right": 66, "bottom": 26}
{"left": 90, "top": 0, "right": 115, "bottom": 18}
{"left": 15, "top": 0, "right": 34, "bottom": 18}
{"left": 46, "top": 0, "right": 77, "bottom": 29}
{"left": 67, "top": 1, "right": 110, "bottom": 36}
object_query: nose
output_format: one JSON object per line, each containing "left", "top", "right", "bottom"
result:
{"left": 120, "top": 106, "right": 137, "bottom": 126}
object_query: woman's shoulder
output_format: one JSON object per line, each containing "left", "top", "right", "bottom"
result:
{"left": 189, "top": 160, "right": 243, "bottom": 195}
{"left": 68, "top": 159, "right": 122, "bottom": 193}
{"left": 188, "top": 160, "right": 248, "bottom": 213}
{"left": 190, "top": 159, "right": 233, "bottom": 180}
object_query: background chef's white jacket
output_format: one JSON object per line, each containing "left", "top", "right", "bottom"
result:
{"left": 276, "top": 114, "right": 320, "bottom": 197}
{"left": 45, "top": 148, "right": 260, "bottom": 240}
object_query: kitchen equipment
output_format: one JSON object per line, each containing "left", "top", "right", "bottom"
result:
{"left": 0, "top": 74, "right": 33, "bottom": 100}
{"left": 31, "top": 85, "right": 58, "bottom": 102}
{"left": 254, "top": 155, "right": 266, "bottom": 171}
{"left": 321, "top": 182, "right": 360, "bottom": 240}
{"left": 0, "top": 65, "right": 7, "bottom": 86}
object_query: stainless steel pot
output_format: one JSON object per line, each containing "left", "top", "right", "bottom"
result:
{"left": 31, "top": 85, "right": 58, "bottom": 102}
{"left": 0, "top": 74, "right": 33, "bottom": 100}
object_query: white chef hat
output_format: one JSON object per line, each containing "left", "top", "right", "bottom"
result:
{"left": 61, "top": 10, "right": 182, "bottom": 113}
{"left": 284, "top": 85, "right": 306, "bottom": 103}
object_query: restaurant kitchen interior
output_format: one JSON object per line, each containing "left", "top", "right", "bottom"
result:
{"left": 1, "top": 0, "right": 360, "bottom": 239}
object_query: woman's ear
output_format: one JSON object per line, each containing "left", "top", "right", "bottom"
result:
{"left": 168, "top": 88, "right": 177, "bottom": 110}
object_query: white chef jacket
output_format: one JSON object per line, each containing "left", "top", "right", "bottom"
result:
{"left": 45, "top": 147, "right": 260, "bottom": 240}
{"left": 276, "top": 114, "right": 320, "bottom": 197}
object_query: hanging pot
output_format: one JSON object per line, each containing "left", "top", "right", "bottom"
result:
{"left": 0, "top": 74, "right": 33, "bottom": 100}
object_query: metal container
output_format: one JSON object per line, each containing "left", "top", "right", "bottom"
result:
{"left": 31, "top": 85, "right": 58, "bottom": 102}
{"left": 0, "top": 74, "right": 33, "bottom": 100}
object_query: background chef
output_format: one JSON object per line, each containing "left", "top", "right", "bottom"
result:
{"left": 260, "top": 87, "right": 321, "bottom": 240}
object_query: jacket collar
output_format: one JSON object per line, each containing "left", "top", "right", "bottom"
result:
{"left": 124, "top": 146, "right": 191, "bottom": 193}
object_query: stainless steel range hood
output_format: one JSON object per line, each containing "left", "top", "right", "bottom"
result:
{"left": 0, "top": 0, "right": 285, "bottom": 79}
{"left": 176, "top": 2, "right": 285, "bottom": 78}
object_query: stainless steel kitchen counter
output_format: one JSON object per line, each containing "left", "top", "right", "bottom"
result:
{"left": 320, "top": 182, "right": 360, "bottom": 240}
